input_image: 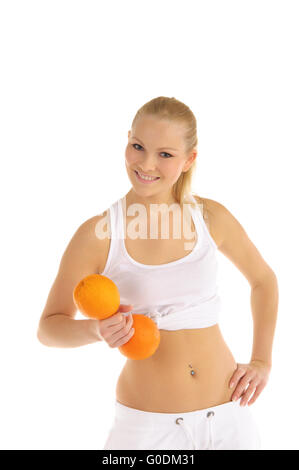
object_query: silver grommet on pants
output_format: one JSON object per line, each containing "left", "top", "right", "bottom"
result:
{"left": 175, "top": 417, "right": 200, "bottom": 450}
{"left": 175, "top": 410, "right": 215, "bottom": 450}
{"left": 206, "top": 411, "right": 215, "bottom": 449}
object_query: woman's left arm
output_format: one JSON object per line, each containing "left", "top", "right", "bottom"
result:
{"left": 249, "top": 274, "right": 279, "bottom": 367}
{"left": 205, "top": 198, "right": 279, "bottom": 406}
{"left": 229, "top": 275, "right": 278, "bottom": 406}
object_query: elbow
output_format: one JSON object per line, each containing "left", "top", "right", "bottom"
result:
{"left": 270, "top": 269, "right": 278, "bottom": 287}
{"left": 36, "top": 321, "right": 50, "bottom": 347}
{"left": 265, "top": 268, "right": 278, "bottom": 285}
{"left": 268, "top": 266, "right": 277, "bottom": 280}
{"left": 252, "top": 269, "right": 278, "bottom": 290}
{"left": 36, "top": 325, "right": 45, "bottom": 346}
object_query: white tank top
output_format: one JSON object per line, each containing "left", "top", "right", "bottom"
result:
{"left": 99, "top": 195, "right": 221, "bottom": 330}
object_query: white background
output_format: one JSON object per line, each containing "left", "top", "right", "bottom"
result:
{"left": 1, "top": 0, "right": 298, "bottom": 450}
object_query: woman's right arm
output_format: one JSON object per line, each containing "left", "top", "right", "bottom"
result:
{"left": 37, "top": 215, "right": 107, "bottom": 348}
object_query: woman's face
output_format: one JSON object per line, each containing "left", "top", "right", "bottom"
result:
{"left": 125, "top": 115, "right": 196, "bottom": 202}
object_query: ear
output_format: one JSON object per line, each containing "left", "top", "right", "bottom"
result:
{"left": 183, "top": 151, "right": 197, "bottom": 172}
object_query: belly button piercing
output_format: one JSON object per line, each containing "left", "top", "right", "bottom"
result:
{"left": 188, "top": 364, "right": 196, "bottom": 377}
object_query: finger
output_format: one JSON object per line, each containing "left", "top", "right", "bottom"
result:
{"left": 230, "top": 370, "right": 250, "bottom": 398}
{"left": 106, "top": 312, "right": 125, "bottom": 327}
{"left": 118, "top": 328, "right": 135, "bottom": 347}
{"left": 248, "top": 382, "right": 266, "bottom": 406}
{"left": 115, "top": 306, "right": 133, "bottom": 323}
{"left": 122, "top": 313, "right": 133, "bottom": 327}
{"left": 231, "top": 373, "right": 255, "bottom": 401}
{"left": 124, "top": 314, "right": 134, "bottom": 333}
{"left": 118, "top": 304, "right": 134, "bottom": 312}
{"left": 229, "top": 365, "right": 247, "bottom": 389}
{"left": 239, "top": 380, "right": 258, "bottom": 406}
{"left": 126, "top": 313, "right": 133, "bottom": 327}
{"left": 110, "top": 314, "right": 133, "bottom": 340}
{"left": 110, "top": 324, "right": 135, "bottom": 348}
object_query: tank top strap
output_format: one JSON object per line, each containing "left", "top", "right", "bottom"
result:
{"left": 189, "top": 195, "right": 218, "bottom": 251}
{"left": 99, "top": 199, "right": 122, "bottom": 275}
{"left": 188, "top": 204, "right": 202, "bottom": 245}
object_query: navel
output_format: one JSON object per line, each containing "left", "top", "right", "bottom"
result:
{"left": 188, "top": 364, "right": 196, "bottom": 377}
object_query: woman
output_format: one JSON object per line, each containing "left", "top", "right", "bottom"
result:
{"left": 37, "top": 97, "right": 278, "bottom": 450}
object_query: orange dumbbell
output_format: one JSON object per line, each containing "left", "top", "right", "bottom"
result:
{"left": 73, "top": 274, "right": 160, "bottom": 360}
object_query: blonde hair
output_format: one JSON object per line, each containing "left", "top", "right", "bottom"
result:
{"left": 131, "top": 96, "right": 199, "bottom": 210}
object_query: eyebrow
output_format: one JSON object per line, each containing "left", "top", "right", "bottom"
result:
{"left": 132, "top": 136, "right": 178, "bottom": 151}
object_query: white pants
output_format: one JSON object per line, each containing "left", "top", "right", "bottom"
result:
{"left": 103, "top": 398, "right": 261, "bottom": 450}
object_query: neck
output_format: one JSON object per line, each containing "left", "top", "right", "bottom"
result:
{"left": 125, "top": 188, "right": 179, "bottom": 211}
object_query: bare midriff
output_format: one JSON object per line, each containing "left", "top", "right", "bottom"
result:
{"left": 102, "top": 195, "right": 237, "bottom": 413}
{"left": 116, "top": 324, "right": 237, "bottom": 413}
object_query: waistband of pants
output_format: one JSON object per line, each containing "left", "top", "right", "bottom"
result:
{"left": 114, "top": 398, "right": 242, "bottom": 427}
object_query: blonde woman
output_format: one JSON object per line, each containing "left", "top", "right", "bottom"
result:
{"left": 37, "top": 96, "right": 278, "bottom": 450}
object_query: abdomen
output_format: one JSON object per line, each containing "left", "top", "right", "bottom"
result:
{"left": 116, "top": 324, "right": 237, "bottom": 413}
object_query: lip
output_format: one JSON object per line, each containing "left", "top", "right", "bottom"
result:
{"left": 134, "top": 170, "right": 160, "bottom": 184}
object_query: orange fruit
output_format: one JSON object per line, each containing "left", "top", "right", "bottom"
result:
{"left": 73, "top": 274, "right": 120, "bottom": 320}
{"left": 118, "top": 314, "right": 160, "bottom": 360}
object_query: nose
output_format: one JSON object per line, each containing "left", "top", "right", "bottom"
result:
{"left": 138, "top": 154, "right": 159, "bottom": 174}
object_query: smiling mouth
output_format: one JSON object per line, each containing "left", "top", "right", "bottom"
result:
{"left": 134, "top": 170, "right": 160, "bottom": 182}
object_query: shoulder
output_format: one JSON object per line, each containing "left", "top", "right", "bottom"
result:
{"left": 193, "top": 195, "right": 245, "bottom": 248}
{"left": 38, "top": 210, "right": 112, "bottom": 324}
{"left": 70, "top": 209, "right": 112, "bottom": 273}
{"left": 75, "top": 210, "right": 111, "bottom": 244}
{"left": 192, "top": 195, "right": 223, "bottom": 248}
{"left": 193, "top": 194, "right": 223, "bottom": 218}
{"left": 192, "top": 195, "right": 251, "bottom": 251}
{"left": 193, "top": 196, "right": 277, "bottom": 286}
{"left": 200, "top": 197, "right": 245, "bottom": 244}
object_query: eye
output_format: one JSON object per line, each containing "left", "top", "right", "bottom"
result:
{"left": 132, "top": 143, "right": 142, "bottom": 151}
{"left": 131, "top": 143, "right": 173, "bottom": 158}
{"left": 160, "top": 151, "right": 172, "bottom": 158}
